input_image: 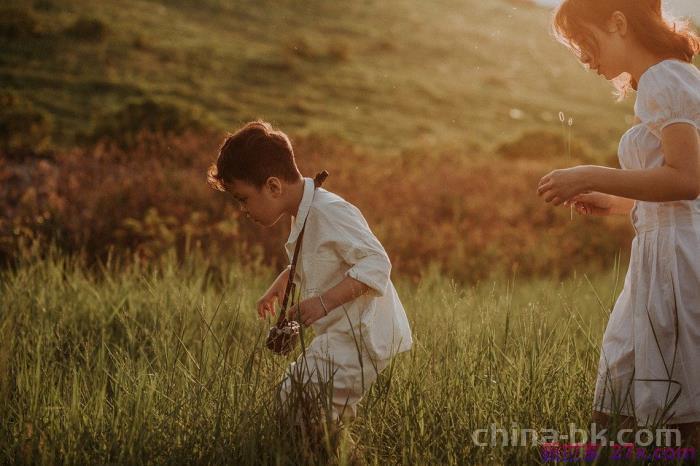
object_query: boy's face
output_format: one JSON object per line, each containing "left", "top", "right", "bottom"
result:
{"left": 227, "top": 178, "right": 286, "bottom": 227}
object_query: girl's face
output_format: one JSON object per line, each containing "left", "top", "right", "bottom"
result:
{"left": 577, "top": 15, "right": 629, "bottom": 80}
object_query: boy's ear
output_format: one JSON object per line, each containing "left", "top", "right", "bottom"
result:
{"left": 265, "top": 176, "right": 283, "bottom": 197}
{"left": 608, "top": 11, "right": 628, "bottom": 36}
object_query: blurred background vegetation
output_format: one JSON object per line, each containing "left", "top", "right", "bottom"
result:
{"left": 1, "top": 0, "right": 698, "bottom": 280}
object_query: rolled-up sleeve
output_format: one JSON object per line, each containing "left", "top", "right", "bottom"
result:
{"left": 315, "top": 202, "right": 391, "bottom": 297}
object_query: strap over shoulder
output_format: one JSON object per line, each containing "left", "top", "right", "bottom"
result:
{"left": 313, "top": 170, "right": 329, "bottom": 188}
{"left": 275, "top": 170, "right": 329, "bottom": 326}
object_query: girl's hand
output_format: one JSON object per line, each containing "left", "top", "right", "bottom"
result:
{"left": 537, "top": 166, "right": 593, "bottom": 206}
{"left": 286, "top": 297, "right": 327, "bottom": 327}
{"left": 567, "top": 192, "right": 614, "bottom": 216}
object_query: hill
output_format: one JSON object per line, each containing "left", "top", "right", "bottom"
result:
{"left": 0, "top": 0, "right": 649, "bottom": 156}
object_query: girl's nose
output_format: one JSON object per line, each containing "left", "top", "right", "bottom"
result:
{"left": 580, "top": 52, "right": 595, "bottom": 69}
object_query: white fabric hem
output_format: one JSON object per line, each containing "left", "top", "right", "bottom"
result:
{"left": 660, "top": 118, "right": 699, "bottom": 131}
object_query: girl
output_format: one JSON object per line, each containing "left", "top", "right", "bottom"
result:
{"left": 538, "top": 0, "right": 700, "bottom": 447}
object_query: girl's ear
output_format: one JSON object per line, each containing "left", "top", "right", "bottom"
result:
{"left": 608, "top": 11, "right": 628, "bottom": 36}
{"left": 265, "top": 176, "right": 283, "bottom": 197}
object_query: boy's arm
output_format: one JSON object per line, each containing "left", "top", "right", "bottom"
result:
{"left": 257, "top": 265, "right": 290, "bottom": 319}
{"left": 321, "top": 276, "right": 370, "bottom": 310}
{"left": 286, "top": 276, "right": 370, "bottom": 327}
{"left": 285, "top": 201, "right": 391, "bottom": 326}
{"left": 324, "top": 202, "right": 392, "bottom": 297}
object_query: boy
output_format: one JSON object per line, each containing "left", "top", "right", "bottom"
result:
{"left": 207, "top": 121, "right": 413, "bottom": 422}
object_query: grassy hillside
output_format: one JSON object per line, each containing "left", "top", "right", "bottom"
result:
{"left": 1, "top": 0, "right": 642, "bottom": 155}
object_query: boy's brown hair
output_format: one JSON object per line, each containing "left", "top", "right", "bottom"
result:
{"left": 208, "top": 121, "right": 302, "bottom": 191}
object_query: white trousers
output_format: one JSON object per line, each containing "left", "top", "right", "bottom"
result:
{"left": 278, "top": 331, "right": 390, "bottom": 422}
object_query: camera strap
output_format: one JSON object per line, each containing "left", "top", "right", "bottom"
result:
{"left": 276, "top": 170, "right": 328, "bottom": 326}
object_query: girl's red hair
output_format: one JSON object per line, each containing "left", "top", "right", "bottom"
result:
{"left": 553, "top": 0, "right": 699, "bottom": 98}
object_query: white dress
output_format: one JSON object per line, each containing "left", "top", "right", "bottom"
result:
{"left": 593, "top": 60, "right": 700, "bottom": 425}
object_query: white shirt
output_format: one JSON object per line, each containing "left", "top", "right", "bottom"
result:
{"left": 284, "top": 178, "right": 413, "bottom": 360}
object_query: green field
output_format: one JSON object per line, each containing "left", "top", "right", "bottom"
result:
{"left": 1, "top": 251, "right": 628, "bottom": 464}
{"left": 3, "top": 2, "right": 699, "bottom": 464}
{"left": 2, "top": 0, "right": 641, "bottom": 155}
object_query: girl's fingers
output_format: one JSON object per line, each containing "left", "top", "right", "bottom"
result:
{"left": 544, "top": 191, "right": 559, "bottom": 203}
{"left": 538, "top": 180, "right": 557, "bottom": 196}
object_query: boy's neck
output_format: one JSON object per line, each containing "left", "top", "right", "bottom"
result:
{"left": 285, "top": 177, "right": 306, "bottom": 218}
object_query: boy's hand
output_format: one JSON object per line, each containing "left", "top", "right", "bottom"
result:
{"left": 286, "top": 297, "right": 327, "bottom": 327}
{"left": 256, "top": 289, "right": 280, "bottom": 319}
{"left": 256, "top": 267, "right": 290, "bottom": 319}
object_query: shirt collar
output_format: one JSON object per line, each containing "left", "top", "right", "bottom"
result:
{"left": 286, "top": 177, "right": 315, "bottom": 245}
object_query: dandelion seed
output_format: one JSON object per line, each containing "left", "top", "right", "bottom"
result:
{"left": 566, "top": 117, "right": 575, "bottom": 220}
{"left": 556, "top": 112, "right": 575, "bottom": 220}
{"left": 509, "top": 108, "right": 525, "bottom": 120}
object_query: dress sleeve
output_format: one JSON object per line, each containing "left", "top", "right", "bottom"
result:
{"left": 635, "top": 64, "right": 700, "bottom": 139}
{"left": 312, "top": 202, "right": 391, "bottom": 297}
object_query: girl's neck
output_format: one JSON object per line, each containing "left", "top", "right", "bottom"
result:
{"left": 627, "top": 48, "right": 673, "bottom": 85}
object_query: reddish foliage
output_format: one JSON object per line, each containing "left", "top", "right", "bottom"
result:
{"left": 0, "top": 131, "right": 632, "bottom": 281}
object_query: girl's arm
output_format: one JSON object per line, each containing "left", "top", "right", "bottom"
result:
{"left": 608, "top": 196, "right": 636, "bottom": 215}
{"left": 568, "top": 193, "right": 636, "bottom": 216}
{"left": 539, "top": 123, "right": 700, "bottom": 204}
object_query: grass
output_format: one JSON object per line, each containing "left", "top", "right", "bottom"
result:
{"left": 1, "top": 0, "right": 643, "bottom": 156}
{"left": 2, "top": 2, "right": 697, "bottom": 461}
{"left": 0, "top": 249, "right": 636, "bottom": 464}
